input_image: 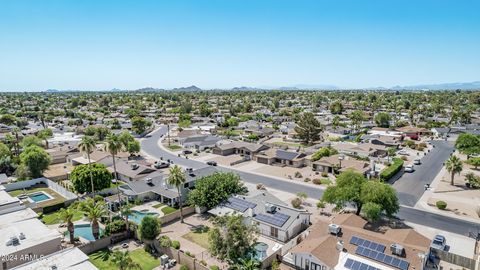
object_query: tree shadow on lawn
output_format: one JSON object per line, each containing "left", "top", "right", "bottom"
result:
{"left": 90, "top": 248, "right": 112, "bottom": 262}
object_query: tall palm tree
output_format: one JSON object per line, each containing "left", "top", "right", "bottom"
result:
{"left": 445, "top": 155, "right": 463, "bottom": 186}
{"left": 120, "top": 203, "right": 133, "bottom": 235}
{"left": 59, "top": 207, "right": 75, "bottom": 244}
{"left": 78, "top": 136, "right": 97, "bottom": 198}
{"left": 104, "top": 134, "right": 124, "bottom": 204}
{"left": 112, "top": 250, "right": 140, "bottom": 270}
{"left": 12, "top": 127, "right": 20, "bottom": 156}
{"left": 167, "top": 165, "right": 186, "bottom": 223}
{"left": 81, "top": 198, "right": 108, "bottom": 240}
{"left": 236, "top": 258, "right": 261, "bottom": 270}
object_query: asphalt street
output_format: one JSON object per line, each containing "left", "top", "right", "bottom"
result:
{"left": 141, "top": 126, "right": 480, "bottom": 236}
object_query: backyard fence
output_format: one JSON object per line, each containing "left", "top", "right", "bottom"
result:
{"left": 431, "top": 248, "right": 478, "bottom": 270}
{"left": 153, "top": 243, "right": 212, "bottom": 270}
{"left": 161, "top": 206, "right": 195, "bottom": 224}
{"left": 4, "top": 177, "right": 77, "bottom": 200}
{"left": 78, "top": 232, "right": 131, "bottom": 255}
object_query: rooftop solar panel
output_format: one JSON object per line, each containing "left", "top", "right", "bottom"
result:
{"left": 255, "top": 212, "right": 290, "bottom": 227}
{"left": 344, "top": 258, "right": 380, "bottom": 270}
{"left": 355, "top": 246, "right": 410, "bottom": 270}
{"left": 350, "top": 236, "right": 386, "bottom": 252}
{"left": 225, "top": 197, "right": 257, "bottom": 212}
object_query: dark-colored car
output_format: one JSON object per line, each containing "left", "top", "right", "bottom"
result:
{"left": 207, "top": 161, "right": 217, "bottom": 166}
{"left": 183, "top": 150, "right": 193, "bottom": 155}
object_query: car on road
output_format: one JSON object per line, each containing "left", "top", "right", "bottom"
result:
{"left": 431, "top": 235, "right": 446, "bottom": 250}
{"left": 154, "top": 161, "right": 170, "bottom": 169}
{"left": 398, "top": 150, "right": 409, "bottom": 156}
{"left": 183, "top": 150, "right": 193, "bottom": 155}
{"left": 206, "top": 161, "right": 217, "bottom": 166}
{"left": 413, "top": 159, "right": 421, "bottom": 165}
{"left": 404, "top": 164, "right": 415, "bottom": 172}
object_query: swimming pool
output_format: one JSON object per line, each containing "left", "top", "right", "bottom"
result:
{"left": 128, "top": 210, "right": 159, "bottom": 224}
{"left": 68, "top": 224, "right": 103, "bottom": 241}
{"left": 28, "top": 192, "right": 52, "bottom": 202}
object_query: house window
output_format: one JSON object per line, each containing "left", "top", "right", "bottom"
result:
{"left": 311, "top": 262, "right": 323, "bottom": 270}
{"left": 270, "top": 227, "right": 278, "bottom": 238}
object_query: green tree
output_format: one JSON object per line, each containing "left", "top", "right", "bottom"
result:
{"left": 126, "top": 140, "right": 141, "bottom": 156}
{"left": 78, "top": 136, "right": 97, "bottom": 197}
{"left": 70, "top": 163, "right": 112, "bottom": 194}
{"left": 455, "top": 133, "right": 480, "bottom": 155}
{"left": 445, "top": 155, "right": 463, "bottom": 186}
{"left": 19, "top": 145, "right": 51, "bottom": 178}
{"left": 112, "top": 250, "right": 141, "bottom": 270}
{"left": 132, "top": 116, "right": 151, "bottom": 134}
{"left": 235, "top": 258, "right": 261, "bottom": 270}
{"left": 120, "top": 203, "right": 133, "bottom": 234}
{"left": 349, "top": 110, "right": 364, "bottom": 132}
{"left": 467, "top": 157, "right": 480, "bottom": 170}
{"left": 311, "top": 147, "right": 338, "bottom": 161}
{"left": 294, "top": 112, "right": 323, "bottom": 145}
{"left": 0, "top": 114, "right": 16, "bottom": 125}
{"left": 80, "top": 198, "right": 108, "bottom": 240}
{"left": 37, "top": 128, "right": 53, "bottom": 149}
{"left": 208, "top": 214, "right": 257, "bottom": 264}
{"left": 329, "top": 101, "right": 344, "bottom": 114}
{"left": 138, "top": 215, "right": 161, "bottom": 248}
{"left": 20, "top": 135, "right": 43, "bottom": 148}
{"left": 374, "top": 112, "right": 391, "bottom": 128}
{"left": 188, "top": 172, "right": 247, "bottom": 209}
{"left": 322, "top": 171, "right": 399, "bottom": 219}
{"left": 59, "top": 207, "right": 76, "bottom": 244}
{"left": 167, "top": 165, "right": 186, "bottom": 223}
{"left": 0, "top": 142, "right": 10, "bottom": 158}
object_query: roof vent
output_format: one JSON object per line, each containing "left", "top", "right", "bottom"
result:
{"left": 336, "top": 240, "right": 344, "bottom": 251}
{"left": 51, "top": 265, "right": 58, "bottom": 270}
{"left": 19, "top": 233, "right": 26, "bottom": 240}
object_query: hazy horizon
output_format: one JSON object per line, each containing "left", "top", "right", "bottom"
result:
{"left": 1, "top": 0, "right": 479, "bottom": 91}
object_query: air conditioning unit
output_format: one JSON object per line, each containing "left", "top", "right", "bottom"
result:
{"left": 328, "top": 224, "right": 342, "bottom": 235}
{"left": 145, "top": 178, "right": 153, "bottom": 184}
{"left": 336, "top": 240, "right": 344, "bottom": 251}
{"left": 265, "top": 203, "right": 276, "bottom": 213}
{"left": 131, "top": 163, "right": 140, "bottom": 170}
{"left": 390, "top": 243, "right": 405, "bottom": 256}
{"left": 19, "top": 233, "right": 25, "bottom": 240}
{"left": 10, "top": 236, "right": 20, "bottom": 246}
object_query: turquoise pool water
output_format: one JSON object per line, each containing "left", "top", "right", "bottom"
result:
{"left": 67, "top": 224, "right": 103, "bottom": 241}
{"left": 128, "top": 210, "right": 159, "bottom": 224}
{"left": 28, "top": 192, "right": 50, "bottom": 202}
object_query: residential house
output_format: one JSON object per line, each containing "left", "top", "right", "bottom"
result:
{"left": 209, "top": 191, "right": 310, "bottom": 243}
{"left": 333, "top": 143, "right": 388, "bottom": 158}
{"left": 179, "top": 135, "right": 221, "bottom": 151}
{"left": 255, "top": 148, "right": 306, "bottom": 168}
{"left": 396, "top": 126, "right": 432, "bottom": 140}
{"left": 12, "top": 247, "right": 98, "bottom": 270}
{"left": 312, "top": 154, "right": 371, "bottom": 175}
{"left": 99, "top": 159, "right": 157, "bottom": 182}
{"left": 46, "top": 145, "right": 80, "bottom": 165}
{"left": 212, "top": 141, "right": 270, "bottom": 160}
{"left": 244, "top": 126, "right": 275, "bottom": 138}
{"left": 287, "top": 213, "right": 430, "bottom": 270}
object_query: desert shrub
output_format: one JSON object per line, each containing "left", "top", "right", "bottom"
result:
{"left": 291, "top": 197, "right": 302, "bottom": 209}
{"left": 180, "top": 265, "right": 189, "bottom": 270}
{"left": 172, "top": 240, "right": 181, "bottom": 249}
{"left": 436, "top": 200, "right": 447, "bottom": 210}
{"left": 159, "top": 235, "right": 172, "bottom": 247}
{"left": 317, "top": 200, "right": 326, "bottom": 209}
{"left": 304, "top": 178, "right": 311, "bottom": 182}
{"left": 210, "top": 266, "right": 220, "bottom": 270}
{"left": 294, "top": 171, "right": 302, "bottom": 178}
{"left": 321, "top": 172, "right": 328, "bottom": 177}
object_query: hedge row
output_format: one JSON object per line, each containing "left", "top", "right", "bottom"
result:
{"left": 380, "top": 158, "right": 404, "bottom": 181}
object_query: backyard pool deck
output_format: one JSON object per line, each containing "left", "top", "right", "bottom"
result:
{"left": 7, "top": 185, "right": 66, "bottom": 208}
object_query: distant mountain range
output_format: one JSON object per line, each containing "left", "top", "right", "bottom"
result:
{"left": 38, "top": 81, "right": 480, "bottom": 93}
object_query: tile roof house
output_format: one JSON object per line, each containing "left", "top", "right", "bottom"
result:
{"left": 212, "top": 141, "right": 270, "bottom": 160}
{"left": 209, "top": 191, "right": 310, "bottom": 243}
{"left": 333, "top": 143, "right": 388, "bottom": 158}
{"left": 312, "top": 154, "right": 371, "bottom": 175}
{"left": 286, "top": 214, "right": 430, "bottom": 270}
{"left": 179, "top": 135, "right": 221, "bottom": 151}
{"left": 98, "top": 159, "right": 157, "bottom": 182}
{"left": 255, "top": 148, "right": 306, "bottom": 168}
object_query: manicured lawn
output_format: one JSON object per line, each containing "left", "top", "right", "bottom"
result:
{"left": 41, "top": 207, "right": 84, "bottom": 225}
{"left": 166, "top": 144, "right": 182, "bottom": 150}
{"left": 7, "top": 186, "right": 65, "bottom": 207}
{"left": 152, "top": 203, "right": 164, "bottom": 208}
{"left": 89, "top": 248, "right": 160, "bottom": 270}
{"left": 182, "top": 230, "right": 210, "bottom": 249}
{"left": 161, "top": 206, "right": 178, "bottom": 215}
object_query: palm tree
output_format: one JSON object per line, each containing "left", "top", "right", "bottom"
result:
{"left": 78, "top": 136, "right": 97, "bottom": 198}
{"left": 59, "top": 207, "right": 76, "bottom": 244}
{"left": 80, "top": 198, "right": 108, "bottom": 240}
{"left": 236, "top": 258, "right": 261, "bottom": 270}
{"left": 120, "top": 203, "right": 133, "bottom": 235}
{"left": 111, "top": 250, "right": 140, "bottom": 270}
{"left": 445, "top": 155, "right": 463, "bottom": 186}
{"left": 12, "top": 127, "right": 20, "bottom": 156}
{"left": 104, "top": 134, "right": 124, "bottom": 204}
{"left": 167, "top": 165, "right": 186, "bottom": 223}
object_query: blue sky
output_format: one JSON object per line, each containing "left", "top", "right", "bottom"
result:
{"left": 0, "top": 0, "right": 479, "bottom": 91}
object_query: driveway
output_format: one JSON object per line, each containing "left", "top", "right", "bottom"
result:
{"left": 391, "top": 140, "right": 454, "bottom": 206}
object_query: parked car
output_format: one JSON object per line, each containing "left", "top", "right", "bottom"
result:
{"left": 183, "top": 150, "right": 193, "bottom": 155}
{"left": 154, "top": 161, "right": 170, "bottom": 169}
{"left": 413, "top": 159, "right": 421, "bottom": 165}
{"left": 404, "top": 164, "right": 414, "bottom": 172}
{"left": 431, "top": 235, "right": 446, "bottom": 250}
{"left": 398, "top": 150, "right": 409, "bottom": 156}
{"left": 207, "top": 161, "right": 217, "bottom": 166}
